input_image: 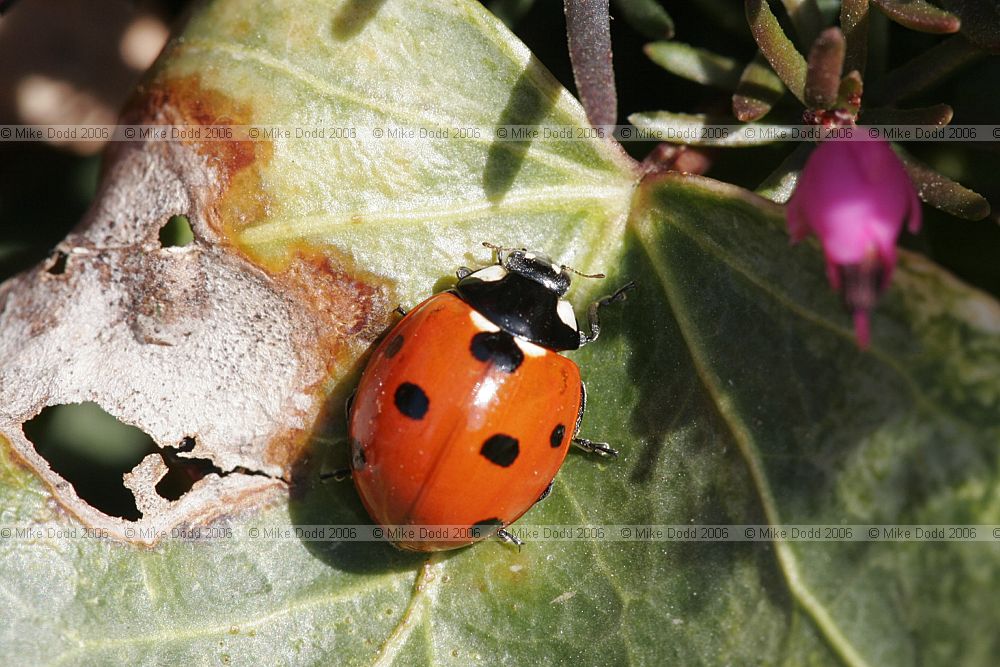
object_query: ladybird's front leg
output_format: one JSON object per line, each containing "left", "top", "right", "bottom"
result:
{"left": 579, "top": 280, "right": 636, "bottom": 347}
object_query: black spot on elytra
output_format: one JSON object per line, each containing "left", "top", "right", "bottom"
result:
{"left": 394, "top": 382, "right": 429, "bottom": 420}
{"left": 550, "top": 424, "right": 566, "bottom": 448}
{"left": 470, "top": 331, "right": 523, "bottom": 373}
{"left": 384, "top": 334, "right": 404, "bottom": 358}
{"left": 480, "top": 433, "right": 519, "bottom": 467}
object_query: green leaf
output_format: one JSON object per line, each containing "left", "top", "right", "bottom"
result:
{"left": 173, "top": 0, "right": 637, "bottom": 270}
{"left": 644, "top": 41, "right": 742, "bottom": 89}
{"left": 894, "top": 145, "right": 992, "bottom": 220}
{"left": 840, "top": 0, "right": 871, "bottom": 75}
{"left": 612, "top": 0, "right": 675, "bottom": 39}
{"left": 746, "top": 0, "right": 808, "bottom": 103}
{"left": 3, "top": 1, "right": 1000, "bottom": 665}
{"left": 870, "top": 0, "right": 961, "bottom": 34}
{"left": 861, "top": 103, "right": 954, "bottom": 125}
{"left": 837, "top": 70, "right": 864, "bottom": 116}
{"left": 629, "top": 111, "right": 794, "bottom": 146}
{"left": 755, "top": 141, "right": 813, "bottom": 202}
{"left": 732, "top": 52, "right": 787, "bottom": 121}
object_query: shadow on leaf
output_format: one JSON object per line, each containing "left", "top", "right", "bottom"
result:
{"left": 331, "top": 0, "right": 387, "bottom": 41}
{"left": 483, "top": 57, "right": 556, "bottom": 202}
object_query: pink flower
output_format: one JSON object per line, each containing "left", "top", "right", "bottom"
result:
{"left": 786, "top": 139, "right": 922, "bottom": 348}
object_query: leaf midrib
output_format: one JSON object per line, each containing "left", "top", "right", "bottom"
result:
{"left": 179, "top": 38, "right": 625, "bottom": 186}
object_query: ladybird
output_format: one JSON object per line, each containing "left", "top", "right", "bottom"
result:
{"left": 347, "top": 244, "right": 632, "bottom": 551}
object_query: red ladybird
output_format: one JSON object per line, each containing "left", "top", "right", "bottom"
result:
{"left": 347, "top": 244, "right": 632, "bottom": 551}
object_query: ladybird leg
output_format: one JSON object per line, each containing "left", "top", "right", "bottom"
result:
{"left": 579, "top": 280, "right": 636, "bottom": 347}
{"left": 344, "top": 388, "right": 357, "bottom": 423}
{"left": 572, "top": 437, "right": 619, "bottom": 458}
{"left": 393, "top": 305, "right": 408, "bottom": 316}
{"left": 456, "top": 266, "right": 474, "bottom": 280}
{"left": 536, "top": 480, "right": 555, "bottom": 503}
{"left": 573, "top": 381, "right": 588, "bottom": 437}
{"left": 571, "top": 382, "right": 620, "bottom": 458}
{"left": 496, "top": 528, "right": 524, "bottom": 550}
{"left": 319, "top": 391, "right": 359, "bottom": 483}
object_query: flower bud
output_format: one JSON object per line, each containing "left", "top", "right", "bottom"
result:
{"left": 786, "top": 140, "right": 921, "bottom": 348}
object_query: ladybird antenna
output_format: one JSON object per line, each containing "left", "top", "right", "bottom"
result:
{"left": 482, "top": 241, "right": 506, "bottom": 262}
{"left": 561, "top": 264, "right": 606, "bottom": 280}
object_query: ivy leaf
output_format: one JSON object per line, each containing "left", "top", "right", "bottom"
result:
{"left": 1, "top": 1, "right": 999, "bottom": 665}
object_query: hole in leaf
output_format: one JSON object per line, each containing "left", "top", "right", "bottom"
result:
{"left": 155, "top": 436, "right": 220, "bottom": 501}
{"left": 158, "top": 215, "right": 194, "bottom": 248}
{"left": 23, "top": 403, "right": 158, "bottom": 521}
{"left": 45, "top": 250, "right": 68, "bottom": 275}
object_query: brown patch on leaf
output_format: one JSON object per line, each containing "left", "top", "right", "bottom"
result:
{"left": 282, "top": 247, "right": 392, "bottom": 364}
{"left": 121, "top": 73, "right": 273, "bottom": 240}
{"left": 0, "top": 63, "right": 398, "bottom": 543}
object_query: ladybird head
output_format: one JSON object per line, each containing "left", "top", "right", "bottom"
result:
{"left": 502, "top": 249, "right": 571, "bottom": 296}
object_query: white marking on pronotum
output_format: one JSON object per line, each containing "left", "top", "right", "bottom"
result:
{"left": 515, "top": 337, "right": 547, "bottom": 357}
{"left": 469, "top": 310, "right": 500, "bottom": 332}
{"left": 472, "top": 265, "right": 507, "bottom": 282}
{"left": 556, "top": 300, "right": 578, "bottom": 329}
